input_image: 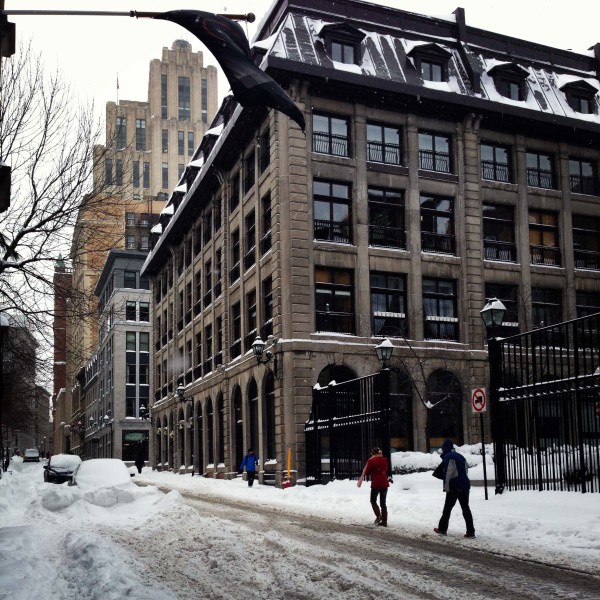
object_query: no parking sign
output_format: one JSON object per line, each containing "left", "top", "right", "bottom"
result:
{"left": 471, "top": 388, "right": 487, "bottom": 413}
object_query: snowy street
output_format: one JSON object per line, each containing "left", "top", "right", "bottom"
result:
{"left": 1, "top": 454, "right": 600, "bottom": 599}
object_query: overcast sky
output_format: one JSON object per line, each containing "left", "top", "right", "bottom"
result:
{"left": 8, "top": 0, "right": 600, "bottom": 134}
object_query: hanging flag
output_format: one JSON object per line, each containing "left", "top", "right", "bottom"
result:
{"left": 154, "top": 10, "right": 305, "bottom": 132}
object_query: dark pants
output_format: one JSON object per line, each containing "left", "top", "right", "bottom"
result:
{"left": 247, "top": 470, "right": 256, "bottom": 487}
{"left": 370, "top": 487, "right": 387, "bottom": 511}
{"left": 438, "top": 489, "right": 474, "bottom": 535}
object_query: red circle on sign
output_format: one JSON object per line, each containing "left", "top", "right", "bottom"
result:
{"left": 472, "top": 388, "right": 486, "bottom": 413}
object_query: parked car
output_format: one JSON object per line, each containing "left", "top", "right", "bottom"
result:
{"left": 23, "top": 448, "right": 40, "bottom": 462}
{"left": 70, "top": 458, "right": 135, "bottom": 492}
{"left": 44, "top": 454, "right": 82, "bottom": 483}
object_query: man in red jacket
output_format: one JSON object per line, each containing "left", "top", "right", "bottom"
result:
{"left": 357, "top": 447, "right": 390, "bottom": 527}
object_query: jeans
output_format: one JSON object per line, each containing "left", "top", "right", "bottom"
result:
{"left": 438, "top": 489, "right": 474, "bottom": 535}
{"left": 247, "top": 470, "right": 256, "bottom": 487}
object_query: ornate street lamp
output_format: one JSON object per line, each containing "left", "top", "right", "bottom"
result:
{"left": 251, "top": 336, "right": 273, "bottom": 366}
{"left": 375, "top": 338, "right": 394, "bottom": 369}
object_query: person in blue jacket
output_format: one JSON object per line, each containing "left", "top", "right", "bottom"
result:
{"left": 240, "top": 449, "right": 258, "bottom": 487}
{"left": 434, "top": 439, "right": 475, "bottom": 538}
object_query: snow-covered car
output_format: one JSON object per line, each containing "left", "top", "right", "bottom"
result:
{"left": 44, "top": 453, "right": 82, "bottom": 483}
{"left": 23, "top": 448, "right": 40, "bottom": 462}
{"left": 70, "top": 459, "right": 137, "bottom": 506}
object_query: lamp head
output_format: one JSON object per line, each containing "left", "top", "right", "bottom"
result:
{"left": 480, "top": 298, "right": 507, "bottom": 329}
{"left": 375, "top": 338, "right": 394, "bottom": 365}
{"left": 252, "top": 336, "right": 265, "bottom": 359}
{"left": 177, "top": 383, "right": 185, "bottom": 402}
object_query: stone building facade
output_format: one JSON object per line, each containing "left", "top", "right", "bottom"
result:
{"left": 142, "top": 0, "right": 600, "bottom": 484}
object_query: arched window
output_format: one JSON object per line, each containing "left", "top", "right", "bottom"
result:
{"left": 426, "top": 370, "right": 463, "bottom": 451}
{"left": 196, "top": 400, "right": 203, "bottom": 474}
{"left": 206, "top": 397, "right": 214, "bottom": 465}
{"left": 178, "top": 408, "right": 185, "bottom": 466}
{"left": 389, "top": 369, "right": 414, "bottom": 451}
{"left": 248, "top": 379, "right": 259, "bottom": 453}
{"left": 232, "top": 387, "right": 243, "bottom": 469}
{"left": 217, "top": 394, "right": 225, "bottom": 464}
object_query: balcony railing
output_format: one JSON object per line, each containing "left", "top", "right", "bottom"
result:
{"left": 419, "top": 149, "right": 450, "bottom": 173}
{"left": 312, "top": 132, "right": 349, "bottom": 157}
{"left": 315, "top": 311, "right": 355, "bottom": 334}
{"left": 369, "top": 225, "right": 405, "bottom": 249}
{"left": 367, "top": 141, "right": 401, "bottom": 164}
{"left": 421, "top": 231, "right": 455, "bottom": 254}
{"left": 424, "top": 318, "right": 458, "bottom": 341}
{"left": 314, "top": 219, "right": 352, "bottom": 244}
{"left": 530, "top": 245, "right": 561, "bottom": 266}
{"left": 570, "top": 175, "right": 596, "bottom": 195}
{"left": 481, "top": 160, "right": 510, "bottom": 182}
{"left": 484, "top": 239, "right": 516, "bottom": 262}
{"left": 373, "top": 315, "right": 408, "bottom": 338}
{"left": 527, "top": 168, "right": 554, "bottom": 189}
{"left": 574, "top": 248, "right": 600, "bottom": 270}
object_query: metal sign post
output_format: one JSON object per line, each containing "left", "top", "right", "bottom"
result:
{"left": 472, "top": 388, "right": 488, "bottom": 500}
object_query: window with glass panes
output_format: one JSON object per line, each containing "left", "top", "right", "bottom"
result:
{"left": 526, "top": 151, "right": 554, "bottom": 188}
{"left": 124, "top": 270, "right": 137, "bottom": 288}
{"left": 529, "top": 210, "right": 560, "bottom": 266}
{"left": 368, "top": 187, "right": 405, "bottom": 248}
{"left": 313, "top": 179, "right": 352, "bottom": 243}
{"left": 204, "top": 324, "right": 212, "bottom": 372}
{"left": 133, "top": 161, "right": 140, "bottom": 188}
{"left": 420, "top": 59, "right": 444, "bottom": 81}
{"left": 161, "top": 75, "right": 167, "bottom": 119}
{"left": 315, "top": 267, "right": 355, "bottom": 334}
{"left": 331, "top": 41, "right": 355, "bottom": 64}
{"left": 573, "top": 214, "right": 600, "bottom": 270}
{"left": 244, "top": 210, "right": 256, "bottom": 270}
{"left": 245, "top": 289, "right": 257, "bottom": 351}
{"left": 230, "top": 171, "right": 240, "bottom": 212}
{"left": 576, "top": 290, "right": 600, "bottom": 318}
{"left": 201, "top": 78, "right": 207, "bottom": 123}
{"left": 261, "top": 192, "right": 272, "bottom": 255}
{"left": 140, "top": 302, "right": 149, "bottom": 322}
{"left": 126, "top": 301, "right": 136, "bottom": 321}
{"left": 143, "top": 162, "right": 150, "bottom": 188}
{"left": 116, "top": 160, "right": 123, "bottom": 186}
{"left": 531, "top": 288, "right": 562, "bottom": 327}
{"left": 162, "top": 162, "right": 168, "bottom": 189}
{"left": 569, "top": 157, "right": 596, "bottom": 195}
{"left": 481, "top": 143, "right": 511, "bottom": 182}
{"left": 135, "top": 119, "right": 146, "bottom": 151}
{"left": 497, "top": 76, "right": 525, "bottom": 100}
{"left": 262, "top": 276, "right": 273, "bottom": 339}
{"left": 367, "top": 123, "right": 401, "bottom": 164}
{"left": 312, "top": 113, "right": 349, "bottom": 157}
{"left": 116, "top": 116, "right": 127, "bottom": 149}
{"left": 259, "top": 128, "right": 270, "bottom": 173}
{"left": 244, "top": 150, "right": 255, "bottom": 195}
{"left": 422, "top": 278, "right": 458, "bottom": 341}
{"left": 482, "top": 203, "right": 516, "bottom": 261}
{"left": 214, "top": 249, "right": 222, "bottom": 297}
{"left": 370, "top": 272, "right": 408, "bottom": 337}
{"left": 178, "top": 76, "right": 190, "bottom": 121}
{"left": 188, "top": 132, "right": 194, "bottom": 156}
{"left": 105, "top": 159, "right": 113, "bottom": 185}
{"left": 230, "top": 229, "right": 240, "bottom": 283}
{"left": 178, "top": 131, "right": 184, "bottom": 155}
{"left": 162, "top": 129, "right": 168, "bottom": 154}
{"left": 418, "top": 131, "right": 451, "bottom": 172}
{"left": 420, "top": 194, "right": 455, "bottom": 254}
{"left": 231, "top": 302, "right": 242, "bottom": 357}
{"left": 204, "top": 259, "right": 212, "bottom": 307}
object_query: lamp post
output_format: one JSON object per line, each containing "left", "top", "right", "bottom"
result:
{"left": 251, "top": 336, "right": 273, "bottom": 367}
{"left": 375, "top": 338, "right": 394, "bottom": 478}
{"left": 103, "top": 412, "right": 112, "bottom": 458}
{"left": 0, "top": 313, "right": 9, "bottom": 469}
{"left": 480, "top": 298, "right": 507, "bottom": 495}
{"left": 177, "top": 383, "right": 185, "bottom": 403}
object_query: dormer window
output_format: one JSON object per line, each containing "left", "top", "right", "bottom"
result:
{"left": 560, "top": 80, "right": 598, "bottom": 115}
{"left": 319, "top": 23, "right": 366, "bottom": 66}
{"left": 407, "top": 43, "right": 452, "bottom": 82}
{"left": 488, "top": 64, "right": 529, "bottom": 101}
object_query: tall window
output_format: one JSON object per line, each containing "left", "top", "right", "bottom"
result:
{"left": 124, "top": 270, "right": 137, "bottom": 288}
{"left": 161, "top": 74, "right": 168, "bottom": 119}
{"left": 178, "top": 131, "right": 184, "bottom": 155}
{"left": 204, "top": 259, "right": 212, "bottom": 307}
{"left": 420, "top": 194, "right": 455, "bottom": 254}
{"left": 367, "top": 123, "right": 401, "bottom": 164}
{"left": 573, "top": 214, "right": 600, "bottom": 270}
{"left": 143, "top": 162, "right": 150, "bottom": 189}
{"left": 126, "top": 212, "right": 136, "bottom": 226}
{"left": 201, "top": 78, "right": 208, "bottom": 123}
{"left": 312, "top": 113, "right": 349, "bottom": 157}
{"left": 260, "top": 192, "right": 272, "bottom": 255}
{"left": 231, "top": 301, "right": 242, "bottom": 357}
{"left": 245, "top": 289, "right": 257, "bottom": 351}
{"left": 531, "top": 288, "right": 562, "bottom": 327}
{"left": 230, "top": 228, "right": 240, "bottom": 283}
{"left": 126, "top": 235, "right": 135, "bottom": 250}
{"left": 162, "top": 162, "right": 168, "bottom": 190}
{"left": 126, "top": 301, "right": 136, "bottom": 321}
{"left": 244, "top": 210, "right": 256, "bottom": 270}
{"left": 370, "top": 272, "right": 408, "bottom": 337}
{"left": 484, "top": 283, "right": 519, "bottom": 335}
{"left": 162, "top": 129, "right": 168, "bottom": 154}
{"left": 262, "top": 276, "right": 273, "bottom": 339}
{"left": 115, "top": 159, "right": 123, "bottom": 186}
{"left": 526, "top": 151, "right": 555, "bottom": 188}
{"left": 315, "top": 267, "right": 355, "bottom": 334}
{"left": 529, "top": 210, "right": 560, "bottom": 266}
{"left": 204, "top": 324, "right": 212, "bottom": 373}
{"left": 214, "top": 249, "right": 222, "bottom": 297}
{"left": 423, "top": 278, "right": 458, "bottom": 341}
{"left": 178, "top": 76, "right": 191, "bottom": 121}
{"left": 368, "top": 187, "right": 405, "bottom": 248}
{"left": 230, "top": 172, "right": 240, "bottom": 212}
{"left": 188, "top": 132, "right": 195, "bottom": 156}
{"left": 482, "top": 203, "right": 516, "bottom": 261}
{"left": 105, "top": 159, "right": 113, "bottom": 185}
{"left": 481, "top": 143, "right": 511, "bottom": 182}
{"left": 116, "top": 116, "right": 127, "bottom": 149}
{"left": 313, "top": 179, "right": 352, "bottom": 243}
{"left": 135, "top": 119, "right": 146, "bottom": 151}
{"left": 244, "top": 150, "right": 255, "bottom": 195}
{"left": 139, "top": 302, "right": 149, "bottom": 322}
{"left": 418, "top": 131, "right": 451, "bottom": 172}
{"left": 569, "top": 158, "right": 596, "bottom": 195}
{"left": 133, "top": 161, "right": 140, "bottom": 188}
{"left": 259, "top": 128, "right": 270, "bottom": 174}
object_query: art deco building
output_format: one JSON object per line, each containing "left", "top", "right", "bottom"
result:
{"left": 142, "top": 0, "right": 600, "bottom": 484}
{"left": 55, "top": 40, "right": 218, "bottom": 454}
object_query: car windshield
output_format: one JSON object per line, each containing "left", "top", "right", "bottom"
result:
{"left": 25, "top": 449, "right": 39, "bottom": 456}
{"left": 73, "top": 459, "right": 132, "bottom": 491}
{"left": 50, "top": 454, "right": 82, "bottom": 468}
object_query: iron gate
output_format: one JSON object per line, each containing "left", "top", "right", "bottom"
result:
{"left": 495, "top": 313, "right": 600, "bottom": 493}
{"left": 304, "top": 370, "right": 390, "bottom": 486}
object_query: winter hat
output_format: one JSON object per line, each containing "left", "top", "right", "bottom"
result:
{"left": 441, "top": 439, "right": 454, "bottom": 455}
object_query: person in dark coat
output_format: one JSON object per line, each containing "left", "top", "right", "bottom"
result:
{"left": 357, "top": 447, "right": 390, "bottom": 527}
{"left": 240, "top": 449, "right": 258, "bottom": 487}
{"left": 135, "top": 454, "right": 145, "bottom": 474}
{"left": 434, "top": 439, "right": 475, "bottom": 538}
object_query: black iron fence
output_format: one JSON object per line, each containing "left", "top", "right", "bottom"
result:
{"left": 305, "top": 370, "right": 390, "bottom": 486}
{"left": 495, "top": 312, "right": 600, "bottom": 493}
